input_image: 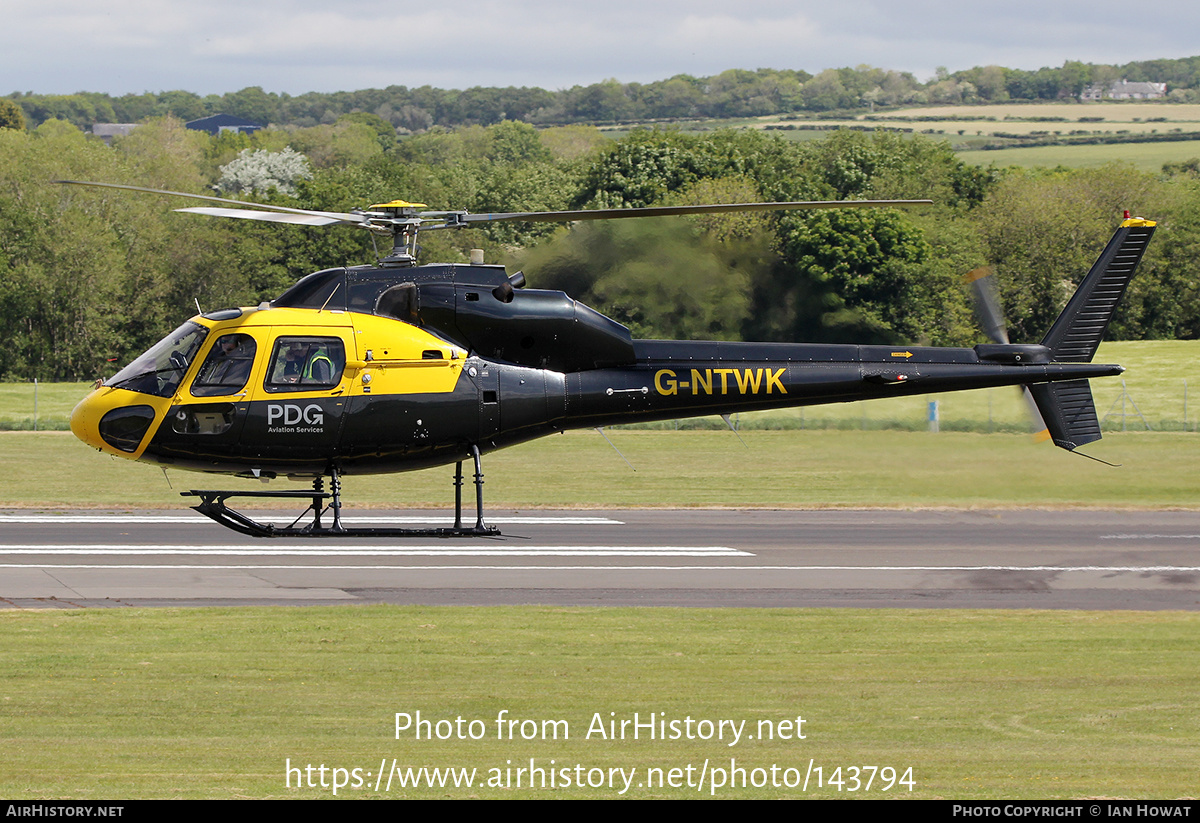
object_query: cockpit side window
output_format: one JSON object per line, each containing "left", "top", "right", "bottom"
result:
{"left": 265, "top": 337, "right": 346, "bottom": 392}
{"left": 191, "top": 334, "right": 257, "bottom": 397}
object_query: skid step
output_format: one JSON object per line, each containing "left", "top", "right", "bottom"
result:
{"left": 183, "top": 489, "right": 499, "bottom": 538}
{"left": 182, "top": 447, "right": 499, "bottom": 538}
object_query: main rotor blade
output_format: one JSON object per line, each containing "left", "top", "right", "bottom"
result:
{"left": 175, "top": 206, "right": 350, "bottom": 226}
{"left": 452, "top": 199, "right": 933, "bottom": 226}
{"left": 56, "top": 180, "right": 367, "bottom": 225}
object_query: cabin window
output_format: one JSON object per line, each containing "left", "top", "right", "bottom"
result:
{"left": 265, "top": 337, "right": 346, "bottom": 392}
{"left": 191, "top": 334, "right": 257, "bottom": 397}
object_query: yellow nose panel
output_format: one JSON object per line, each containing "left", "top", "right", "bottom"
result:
{"left": 70, "top": 387, "right": 171, "bottom": 460}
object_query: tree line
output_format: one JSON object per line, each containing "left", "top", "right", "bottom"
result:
{"left": 1, "top": 115, "right": 1199, "bottom": 381}
{"left": 8, "top": 55, "right": 1200, "bottom": 135}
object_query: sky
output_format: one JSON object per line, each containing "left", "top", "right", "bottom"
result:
{"left": 3, "top": 0, "right": 1197, "bottom": 97}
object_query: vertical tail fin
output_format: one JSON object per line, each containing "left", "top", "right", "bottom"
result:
{"left": 1027, "top": 380, "right": 1103, "bottom": 450}
{"left": 1040, "top": 219, "right": 1156, "bottom": 362}
{"left": 1030, "top": 218, "right": 1155, "bottom": 450}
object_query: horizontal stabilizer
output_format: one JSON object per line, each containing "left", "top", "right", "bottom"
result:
{"left": 1027, "top": 379, "right": 1102, "bottom": 451}
{"left": 1040, "top": 220, "right": 1155, "bottom": 362}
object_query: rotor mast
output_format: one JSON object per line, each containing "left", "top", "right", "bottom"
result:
{"left": 363, "top": 200, "right": 429, "bottom": 267}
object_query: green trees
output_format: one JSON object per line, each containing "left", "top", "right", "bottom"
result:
{"left": 0, "top": 119, "right": 312, "bottom": 379}
{"left": 0, "top": 99, "right": 25, "bottom": 131}
{"left": 0, "top": 123, "right": 154, "bottom": 378}
{"left": 520, "top": 128, "right": 986, "bottom": 345}
{"left": 973, "top": 165, "right": 1165, "bottom": 341}
{"left": 774, "top": 208, "right": 930, "bottom": 341}
{"left": 9, "top": 54, "right": 1200, "bottom": 138}
{"left": 1, "top": 113, "right": 1198, "bottom": 381}
{"left": 6, "top": 55, "right": 1195, "bottom": 136}
{"left": 517, "top": 219, "right": 753, "bottom": 340}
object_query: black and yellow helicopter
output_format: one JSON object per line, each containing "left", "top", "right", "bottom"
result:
{"left": 61, "top": 181, "right": 1156, "bottom": 537}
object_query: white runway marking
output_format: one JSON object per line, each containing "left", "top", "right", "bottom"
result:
{"left": 1101, "top": 533, "right": 1200, "bottom": 540}
{"left": 0, "top": 545, "right": 748, "bottom": 557}
{"left": 0, "top": 557, "right": 1196, "bottom": 572}
{"left": 1, "top": 564, "right": 768, "bottom": 571}
{"left": 0, "top": 515, "right": 623, "bottom": 525}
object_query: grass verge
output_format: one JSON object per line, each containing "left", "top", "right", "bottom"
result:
{"left": 4, "top": 427, "right": 1199, "bottom": 509}
{"left": 1, "top": 606, "right": 1195, "bottom": 799}
{"left": 4, "top": 341, "right": 1197, "bottom": 509}
{"left": 4, "top": 342, "right": 1195, "bottom": 433}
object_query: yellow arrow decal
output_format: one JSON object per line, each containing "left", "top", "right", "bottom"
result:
{"left": 891, "top": 351, "right": 914, "bottom": 359}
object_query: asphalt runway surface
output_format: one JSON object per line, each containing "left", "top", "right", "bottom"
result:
{"left": 2, "top": 507, "right": 1199, "bottom": 609}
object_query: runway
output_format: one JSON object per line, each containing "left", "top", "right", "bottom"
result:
{"left": 1, "top": 508, "right": 1198, "bottom": 609}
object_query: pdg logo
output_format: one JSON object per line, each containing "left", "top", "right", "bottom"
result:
{"left": 267, "top": 403, "right": 324, "bottom": 426}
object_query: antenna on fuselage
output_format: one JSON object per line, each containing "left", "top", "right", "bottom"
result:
{"left": 595, "top": 427, "right": 636, "bottom": 471}
{"left": 720, "top": 414, "right": 748, "bottom": 449}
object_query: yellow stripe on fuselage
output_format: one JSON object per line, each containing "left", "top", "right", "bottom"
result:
{"left": 198, "top": 307, "right": 469, "bottom": 399}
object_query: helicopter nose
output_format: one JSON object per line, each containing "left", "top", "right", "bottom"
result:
{"left": 71, "top": 389, "right": 160, "bottom": 457}
{"left": 70, "top": 391, "right": 105, "bottom": 450}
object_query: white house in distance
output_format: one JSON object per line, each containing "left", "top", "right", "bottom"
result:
{"left": 1080, "top": 79, "right": 1168, "bottom": 101}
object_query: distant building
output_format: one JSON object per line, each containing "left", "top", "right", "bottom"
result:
{"left": 1108, "top": 80, "right": 1167, "bottom": 100}
{"left": 185, "top": 114, "right": 263, "bottom": 135}
{"left": 91, "top": 123, "right": 139, "bottom": 144}
{"left": 1080, "top": 80, "right": 1168, "bottom": 101}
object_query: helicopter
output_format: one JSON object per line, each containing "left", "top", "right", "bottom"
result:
{"left": 60, "top": 180, "right": 1156, "bottom": 538}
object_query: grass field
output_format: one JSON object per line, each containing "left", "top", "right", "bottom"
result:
{"left": 3, "top": 340, "right": 1197, "bottom": 509}
{"left": 698, "top": 340, "right": 1200, "bottom": 434}
{"left": 0, "top": 380, "right": 87, "bottom": 430}
{"left": 597, "top": 101, "right": 1200, "bottom": 167}
{"left": 846, "top": 120, "right": 1191, "bottom": 137}
{"left": 1, "top": 606, "right": 1196, "bottom": 799}
{"left": 5, "top": 341, "right": 1196, "bottom": 434}
{"left": 863, "top": 103, "right": 1200, "bottom": 121}
{"left": 4, "top": 344, "right": 1198, "bottom": 800}
{"left": 959, "top": 139, "right": 1200, "bottom": 170}
{"left": 6, "top": 108, "right": 1196, "bottom": 800}
{"left": 4, "top": 426, "right": 1198, "bottom": 510}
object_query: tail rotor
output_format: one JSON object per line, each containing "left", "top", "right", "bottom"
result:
{"left": 964, "top": 266, "right": 1050, "bottom": 442}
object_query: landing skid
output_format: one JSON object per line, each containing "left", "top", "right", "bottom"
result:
{"left": 182, "top": 446, "right": 500, "bottom": 538}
